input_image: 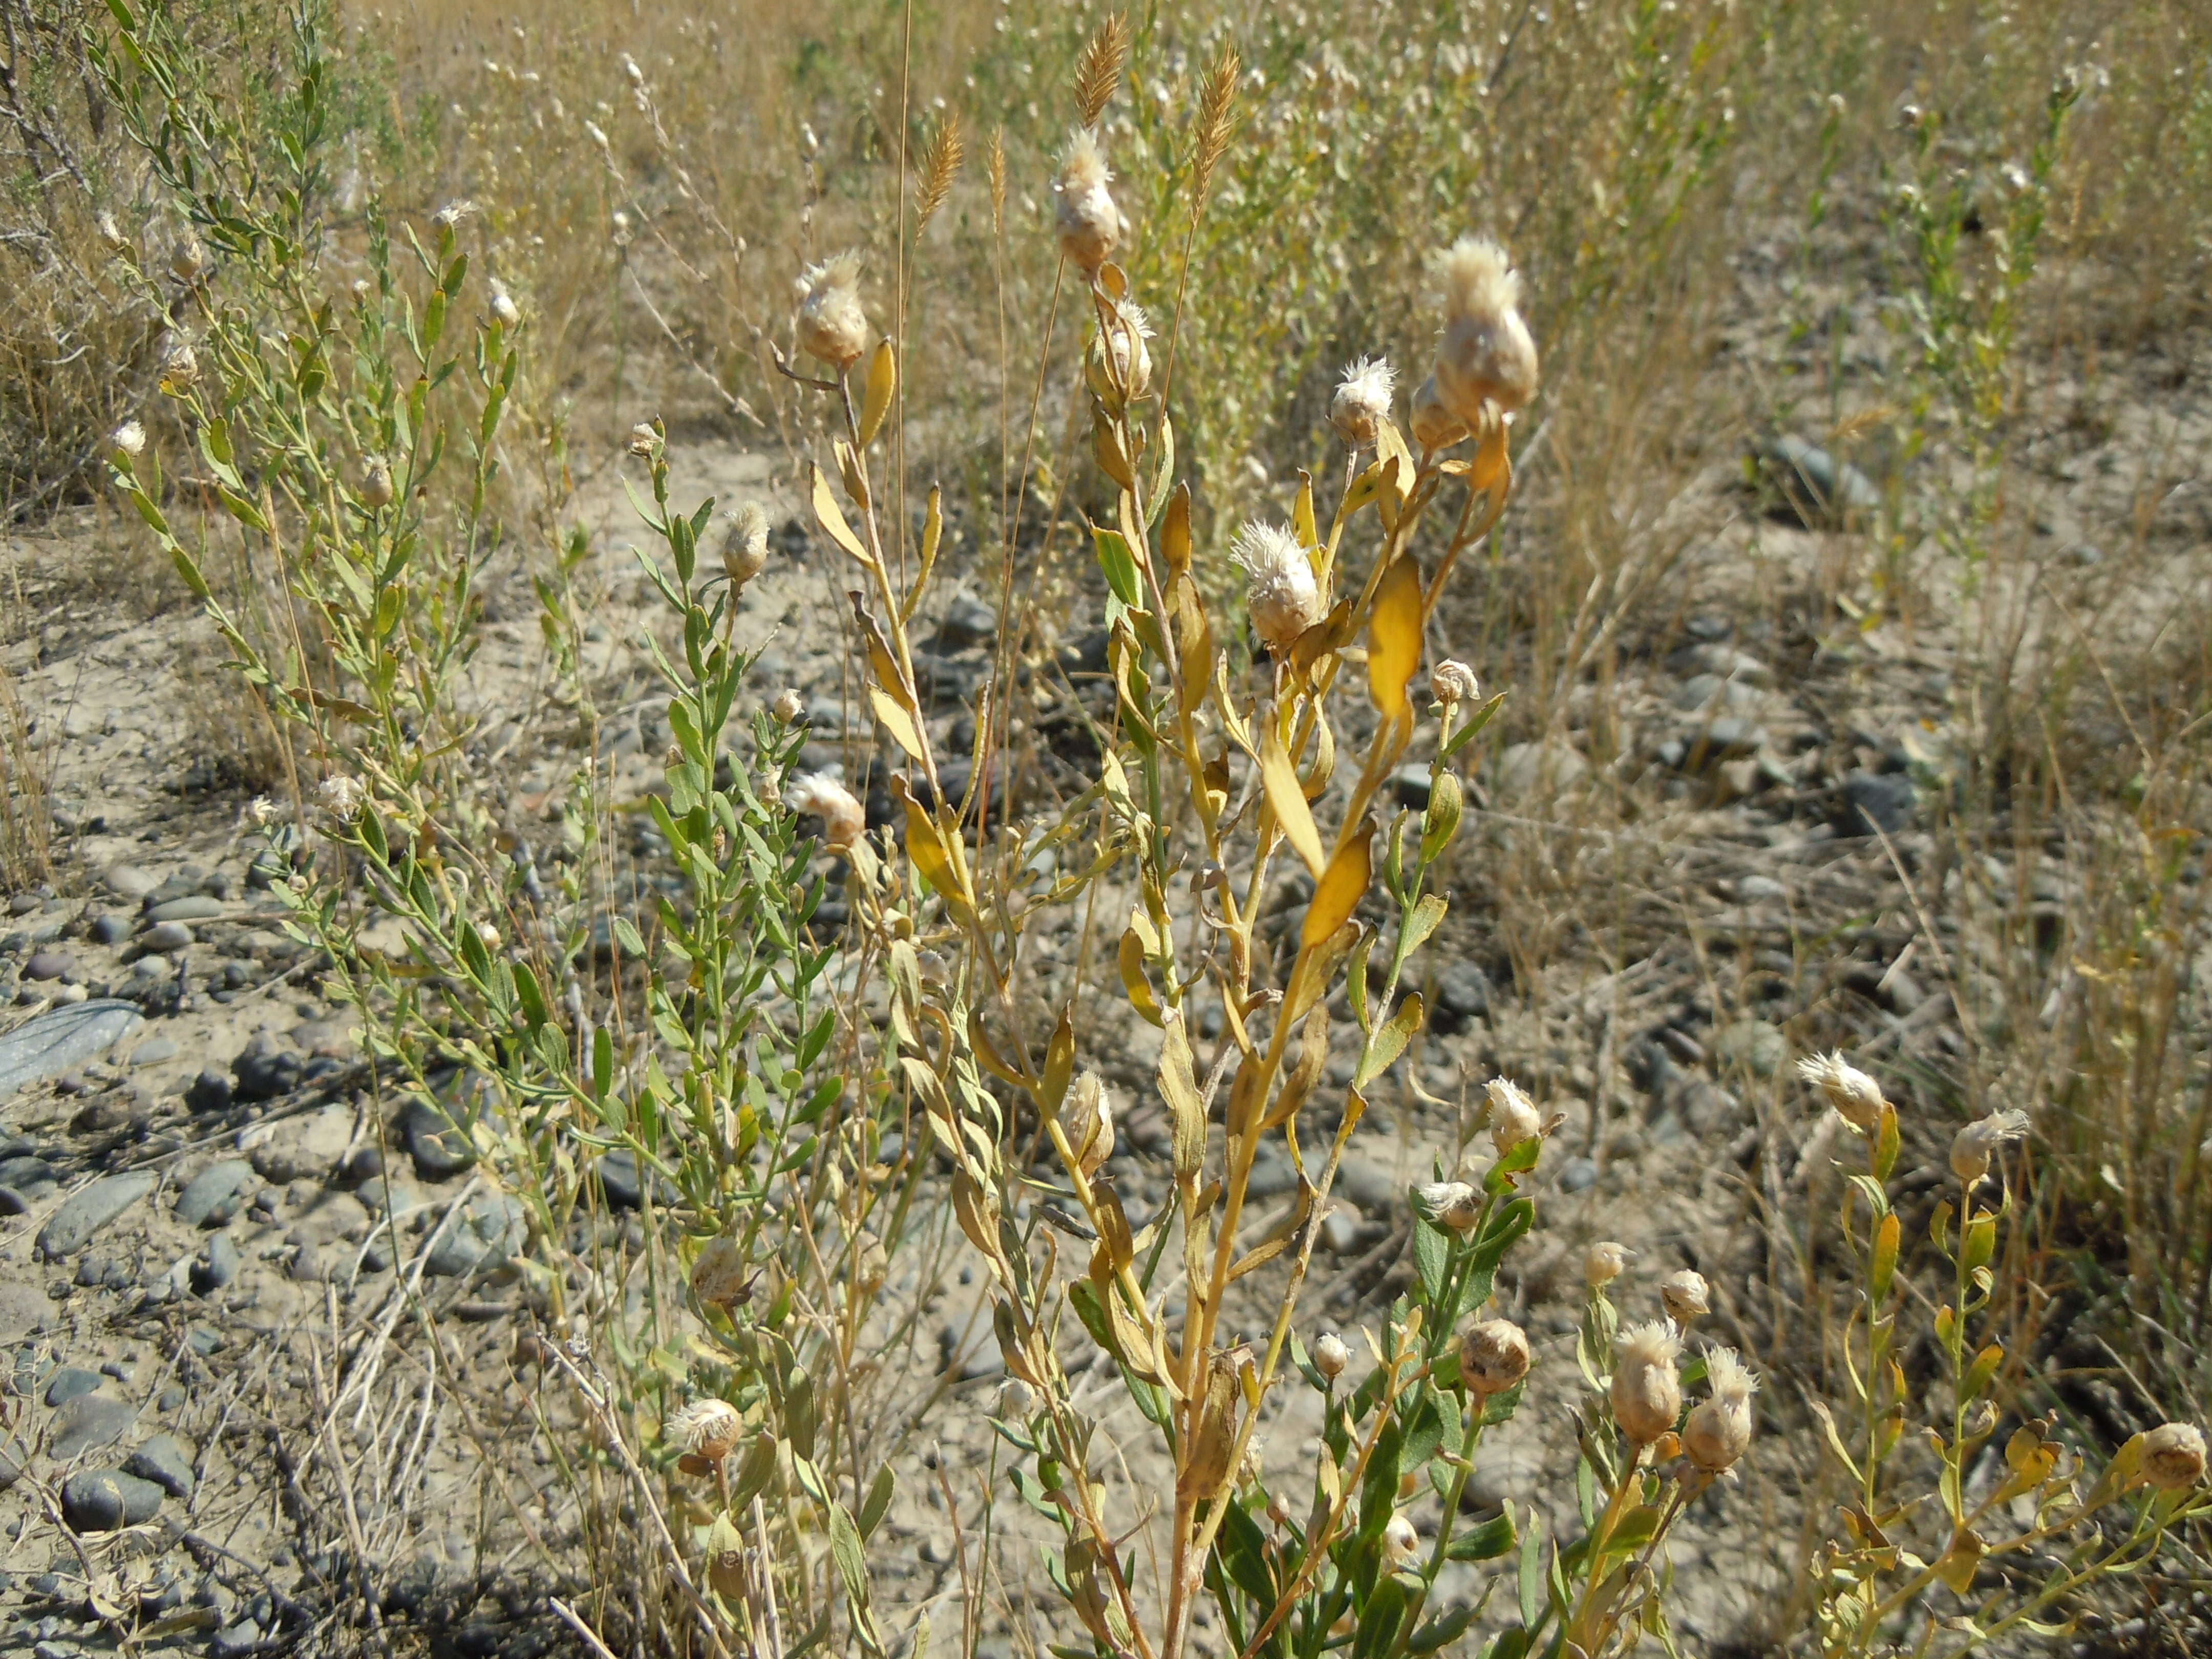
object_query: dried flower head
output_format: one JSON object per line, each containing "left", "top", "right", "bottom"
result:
{"left": 1486, "top": 1077, "right": 1541, "bottom": 1155}
{"left": 96, "top": 210, "right": 126, "bottom": 249}
{"left": 1612, "top": 1319, "right": 1684, "bottom": 1444}
{"left": 169, "top": 234, "right": 209, "bottom": 284}
{"left": 1409, "top": 372, "right": 1468, "bottom": 451}
{"left": 1054, "top": 127, "right": 1122, "bottom": 276}
{"left": 2143, "top": 1423, "right": 2208, "bottom": 1491}
{"left": 796, "top": 251, "right": 868, "bottom": 369}
{"left": 1798, "top": 1051, "right": 1886, "bottom": 1132}
{"left": 1585, "top": 1241, "right": 1633, "bottom": 1287}
{"left": 1313, "top": 1331, "right": 1350, "bottom": 1381}
{"left": 1950, "top": 1108, "right": 2031, "bottom": 1186}
{"left": 1097, "top": 299, "right": 1154, "bottom": 399}
{"left": 785, "top": 772, "right": 865, "bottom": 852}
{"left": 489, "top": 279, "right": 521, "bottom": 328}
{"left": 722, "top": 501, "right": 771, "bottom": 588}
{"left": 1330, "top": 356, "right": 1397, "bottom": 448}
{"left": 317, "top": 775, "right": 367, "bottom": 822}
{"left": 772, "top": 688, "right": 807, "bottom": 725}
{"left": 1432, "top": 236, "right": 1538, "bottom": 428}
{"left": 666, "top": 1397, "right": 743, "bottom": 1462}
{"left": 1431, "top": 660, "right": 1478, "bottom": 707}
{"left": 1229, "top": 520, "right": 1322, "bottom": 655}
{"left": 690, "top": 1235, "right": 753, "bottom": 1308}
{"left": 1413, "top": 1180, "right": 1481, "bottom": 1235}
{"left": 1064, "top": 1071, "right": 1115, "bottom": 1177}
{"left": 361, "top": 456, "right": 394, "bottom": 508}
{"left": 1459, "top": 1318, "right": 1532, "bottom": 1397}
{"left": 157, "top": 333, "right": 199, "bottom": 396}
{"left": 1381, "top": 1512, "right": 1419, "bottom": 1568}
{"left": 110, "top": 420, "right": 146, "bottom": 459}
{"left": 1682, "top": 1346, "right": 1759, "bottom": 1473}
{"left": 1659, "top": 1269, "right": 1711, "bottom": 1326}
{"left": 246, "top": 796, "right": 281, "bottom": 828}
{"left": 627, "top": 421, "right": 658, "bottom": 457}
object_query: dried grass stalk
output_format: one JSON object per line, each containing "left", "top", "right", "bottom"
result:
{"left": 914, "top": 108, "right": 965, "bottom": 238}
{"left": 1072, "top": 12, "right": 1130, "bottom": 127}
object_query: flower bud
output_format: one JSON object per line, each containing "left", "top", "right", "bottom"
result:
{"left": 1088, "top": 299, "right": 1153, "bottom": 403}
{"left": 1431, "top": 236, "right": 1538, "bottom": 427}
{"left": 1950, "top": 1108, "right": 2030, "bottom": 1187}
{"left": 1381, "top": 1512, "right": 1419, "bottom": 1568}
{"left": 1409, "top": 373, "right": 1467, "bottom": 451}
{"left": 1681, "top": 1346, "right": 1758, "bottom": 1473}
{"left": 628, "top": 421, "right": 658, "bottom": 457}
{"left": 1330, "top": 356, "right": 1396, "bottom": 448}
{"left": 1419, "top": 770, "right": 1462, "bottom": 862}
{"left": 361, "top": 456, "right": 394, "bottom": 508}
{"left": 1054, "top": 127, "right": 1121, "bottom": 276}
{"left": 2143, "top": 1423, "right": 2207, "bottom": 1491}
{"left": 1486, "top": 1078, "right": 1541, "bottom": 1156}
{"left": 785, "top": 771, "right": 865, "bottom": 851}
{"left": 721, "top": 500, "right": 770, "bottom": 588}
{"left": 316, "top": 775, "right": 367, "bottom": 822}
{"left": 1413, "top": 1180, "right": 1481, "bottom": 1234}
{"left": 1658, "top": 1269, "right": 1710, "bottom": 1326}
{"left": 796, "top": 251, "right": 868, "bottom": 369}
{"left": 666, "top": 1397, "right": 743, "bottom": 1462}
{"left": 1313, "top": 1331, "right": 1350, "bottom": 1381}
{"left": 1611, "top": 1320, "right": 1683, "bottom": 1444}
{"left": 489, "top": 279, "right": 522, "bottom": 328}
{"left": 1459, "top": 1318, "right": 1530, "bottom": 1397}
{"left": 110, "top": 420, "right": 146, "bottom": 459}
{"left": 1585, "top": 1241, "right": 1632, "bottom": 1287}
{"left": 96, "top": 210, "right": 126, "bottom": 249}
{"left": 1430, "top": 660, "right": 1478, "bottom": 707}
{"left": 1796, "top": 1051, "right": 1886, "bottom": 1132}
{"left": 1229, "top": 521, "right": 1322, "bottom": 656}
{"left": 772, "top": 688, "right": 807, "bottom": 725}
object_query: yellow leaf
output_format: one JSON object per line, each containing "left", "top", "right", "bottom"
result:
{"left": 811, "top": 463, "right": 873, "bottom": 566}
{"left": 1261, "top": 718, "right": 1326, "bottom": 879}
{"left": 1094, "top": 416, "right": 1135, "bottom": 490}
{"left": 1301, "top": 820, "right": 1372, "bottom": 950}
{"left": 1374, "top": 417, "right": 1414, "bottom": 508}
{"left": 1353, "top": 991, "right": 1423, "bottom": 1089}
{"left": 859, "top": 339, "right": 898, "bottom": 447}
{"left": 1283, "top": 921, "right": 1358, "bottom": 1027}
{"left": 892, "top": 777, "right": 974, "bottom": 926}
{"left": 1161, "top": 484, "right": 1192, "bottom": 581}
{"left": 1292, "top": 470, "right": 1318, "bottom": 551}
{"left": 1043, "top": 1004, "right": 1076, "bottom": 1112}
{"left": 1158, "top": 1011, "right": 1206, "bottom": 1180}
{"left": 1301, "top": 707, "right": 1335, "bottom": 801}
{"left": 1118, "top": 927, "right": 1163, "bottom": 1026}
{"left": 836, "top": 438, "right": 870, "bottom": 511}
{"left": 869, "top": 687, "right": 926, "bottom": 761}
{"left": 1170, "top": 578, "right": 1213, "bottom": 716}
{"left": 848, "top": 597, "right": 917, "bottom": 713}
{"left": 900, "top": 485, "right": 944, "bottom": 625}
{"left": 1933, "top": 1528, "right": 1984, "bottom": 1595}
{"left": 1367, "top": 556, "right": 1423, "bottom": 722}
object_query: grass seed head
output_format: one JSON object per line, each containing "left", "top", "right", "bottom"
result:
{"left": 1585, "top": 1241, "right": 1633, "bottom": 1286}
{"left": 722, "top": 500, "right": 771, "bottom": 587}
{"left": 2143, "top": 1423, "right": 2208, "bottom": 1491}
{"left": 1459, "top": 1318, "right": 1532, "bottom": 1396}
{"left": 1409, "top": 371, "right": 1468, "bottom": 451}
{"left": 1798, "top": 1050, "right": 1885, "bottom": 1132}
{"left": 1229, "top": 520, "right": 1322, "bottom": 655}
{"left": 1950, "top": 1108, "right": 2031, "bottom": 1187}
{"left": 1612, "top": 1318, "right": 1684, "bottom": 1444}
{"left": 1330, "top": 355, "right": 1396, "bottom": 447}
{"left": 1432, "top": 236, "right": 1538, "bottom": 426}
{"left": 1659, "top": 1268, "right": 1710, "bottom": 1326}
{"left": 786, "top": 772, "right": 865, "bottom": 851}
{"left": 797, "top": 250, "right": 868, "bottom": 369}
{"left": 1072, "top": 12, "right": 1131, "bottom": 127}
{"left": 915, "top": 109, "right": 966, "bottom": 238}
{"left": 1683, "top": 1346, "right": 1759, "bottom": 1473}
{"left": 1054, "top": 127, "right": 1122, "bottom": 275}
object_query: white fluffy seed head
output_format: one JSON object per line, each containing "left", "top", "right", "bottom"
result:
{"left": 1585, "top": 1241, "right": 1633, "bottom": 1287}
{"left": 1330, "top": 355, "right": 1397, "bottom": 447}
{"left": 1431, "top": 236, "right": 1538, "bottom": 426}
{"left": 1099, "top": 299, "right": 1153, "bottom": 398}
{"left": 796, "top": 251, "right": 868, "bottom": 368}
{"left": 1487, "top": 1077, "right": 1541, "bottom": 1155}
{"left": 1612, "top": 1319, "right": 1684, "bottom": 1444}
{"left": 667, "top": 1397, "right": 743, "bottom": 1461}
{"left": 1409, "top": 372, "right": 1468, "bottom": 451}
{"left": 1229, "top": 521, "right": 1322, "bottom": 655}
{"left": 2143, "top": 1423, "right": 2208, "bottom": 1491}
{"left": 772, "top": 688, "right": 806, "bottom": 725}
{"left": 1683, "top": 1346, "right": 1759, "bottom": 1472}
{"left": 489, "top": 279, "right": 521, "bottom": 327}
{"left": 722, "top": 500, "right": 771, "bottom": 587}
{"left": 1951, "top": 1108, "right": 2031, "bottom": 1186}
{"left": 1659, "top": 1269, "right": 1710, "bottom": 1326}
{"left": 110, "top": 420, "right": 146, "bottom": 458}
{"left": 316, "top": 775, "right": 367, "bottom": 822}
{"left": 1054, "top": 127, "right": 1121, "bottom": 274}
{"left": 1313, "top": 1331, "right": 1350, "bottom": 1380}
{"left": 785, "top": 772, "right": 865, "bottom": 850}
{"left": 1798, "top": 1051, "right": 1886, "bottom": 1131}
{"left": 1459, "top": 1318, "right": 1532, "bottom": 1397}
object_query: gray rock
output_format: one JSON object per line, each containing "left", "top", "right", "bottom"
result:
{"left": 0, "top": 1154, "right": 56, "bottom": 1193}
{"left": 211, "top": 1620, "right": 263, "bottom": 1659}
{"left": 1320, "top": 1209, "right": 1363, "bottom": 1254}
{"left": 144, "top": 896, "right": 225, "bottom": 925}
{"left": 37, "top": 1172, "right": 157, "bottom": 1258}
{"left": 1736, "top": 875, "right": 1789, "bottom": 904}
{"left": 1713, "top": 1019, "right": 1786, "bottom": 1079}
{"left": 48, "top": 1392, "right": 136, "bottom": 1459}
{"left": 176, "top": 1160, "right": 256, "bottom": 1227}
{"left": 23, "top": 952, "right": 75, "bottom": 982}
{"left": 190, "top": 1233, "right": 239, "bottom": 1294}
{"left": 1434, "top": 962, "right": 1492, "bottom": 1028}
{"left": 0, "top": 1000, "right": 143, "bottom": 1099}
{"left": 186, "top": 1070, "right": 234, "bottom": 1113}
{"left": 402, "top": 1099, "right": 475, "bottom": 1180}
{"left": 934, "top": 597, "right": 998, "bottom": 651}
{"left": 1840, "top": 771, "right": 1916, "bottom": 836}
{"left": 1389, "top": 763, "right": 1432, "bottom": 809}
{"left": 1755, "top": 434, "right": 1880, "bottom": 526}
{"left": 123, "top": 1432, "right": 194, "bottom": 1499}
{"left": 1556, "top": 1157, "right": 1599, "bottom": 1194}
{"left": 935, "top": 1290, "right": 1005, "bottom": 1383}
{"left": 129, "top": 1038, "right": 179, "bottom": 1066}
{"left": 140, "top": 921, "right": 194, "bottom": 952}
{"left": 1700, "top": 717, "right": 1768, "bottom": 756}
{"left": 1245, "top": 1145, "right": 1298, "bottom": 1200}
{"left": 1336, "top": 1158, "right": 1401, "bottom": 1217}
{"left": 231, "top": 1034, "right": 301, "bottom": 1101}
{"left": 423, "top": 1192, "right": 526, "bottom": 1278}
{"left": 44, "top": 1367, "right": 103, "bottom": 1407}
{"left": 1672, "top": 675, "right": 1761, "bottom": 714}
{"left": 60, "top": 1467, "right": 163, "bottom": 1530}
{"left": 102, "top": 865, "right": 160, "bottom": 900}
{"left": 89, "top": 914, "right": 131, "bottom": 946}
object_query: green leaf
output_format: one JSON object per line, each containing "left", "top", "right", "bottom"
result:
{"left": 1359, "top": 1419, "right": 1403, "bottom": 1540}
{"left": 1212, "top": 1497, "right": 1276, "bottom": 1608}
{"left": 858, "top": 1464, "right": 895, "bottom": 1539}
{"left": 1411, "top": 1215, "right": 1451, "bottom": 1310}
{"left": 1407, "top": 1606, "right": 1475, "bottom": 1651}
{"left": 591, "top": 1026, "right": 613, "bottom": 1103}
{"left": 1446, "top": 1509, "right": 1518, "bottom": 1562}
{"left": 1093, "top": 526, "right": 1143, "bottom": 608}
{"left": 1516, "top": 1515, "right": 1544, "bottom": 1630}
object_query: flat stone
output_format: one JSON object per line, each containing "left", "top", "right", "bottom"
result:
{"left": 933, "top": 597, "right": 999, "bottom": 650}
{"left": 248, "top": 1104, "right": 351, "bottom": 1184}
{"left": 123, "top": 1432, "right": 194, "bottom": 1499}
{"left": 0, "top": 1281, "right": 51, "bottom": 1339}
{"left": 129, "top": 1038, "right": 179, "bottom": 1067}
{"left": 423, "top": 1192, "right": 525, "bottom": 1278}
{"left": 102, "top": 865, "right": 161, "bottom": 900}
{"left": 186, "top": 1070, "right": 234, "bottom": 1113}
{"left": 140, "top": 921, "right": 194, "bottom": 951}
{"left": 176, "top": 1160, "right": 256, "bottom": 1228}
{"left": 0, "top": 1001, "right": 143, "bottom": 1099}
{"left": 144, "top": 896, "right": 226, "bottom": 924}
{"left": 231, "top": 1033, "right": 301, "bottom": 1101}
{"left": 60, "top": 1467, "right": 163, "bottom": 1530}
{"left": 402, "top": 1098, "right": 475, "bottom": 1180}
{"left": 1336, "top": 1158, "right": 1401, "bottom": 1217}
{"left": 1434, "top": 961, "right": 1492, "bottom": 1026}
{"left": 23, "top": 952, "right": 75, "bottom": 982}
{"left": 49, "top": 1392, "right": 136, "bottom": 1459}
{"left": 1839, "top": 770, "right": 1916, "bottom": 836}
{"left": 89, "top": 914, "right": 131, "bottom": 946}
{"left": 37, "top": 1172, "right": 157, "bottom": 1258}
{"left": 44, "top": 1367, "right": 104, "bottom": 1407}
